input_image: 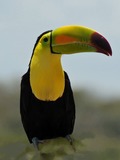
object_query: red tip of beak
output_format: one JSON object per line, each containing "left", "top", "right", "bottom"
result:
{"left": 91, "top": 32, "right": 112, "bottom": 56}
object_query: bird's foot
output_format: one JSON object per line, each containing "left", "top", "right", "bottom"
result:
{"left": 66, "top": 135, "right": 76, "bottom": 151}
{"left": 32, "top": 137, "right": 44, "bottom": 150}
{"left": 65, "top": 135, "right": 73, "bottom": 145}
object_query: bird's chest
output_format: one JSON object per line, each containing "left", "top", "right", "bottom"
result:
{"left": 30, "top": 66, "right": 65, "bottom": 101}
{"left": 29, "top": 94, "right": 66, "bottom": 122}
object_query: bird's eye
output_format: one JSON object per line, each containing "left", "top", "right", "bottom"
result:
{"left": 43, "top": 37, "right": 48, "bottom": 42}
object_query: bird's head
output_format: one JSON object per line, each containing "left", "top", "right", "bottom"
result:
{"left": 30, "top": 25, "right": 112, "bottom": 101}
{"left": 31, "top": 25, "right": 112, "bottom": 61}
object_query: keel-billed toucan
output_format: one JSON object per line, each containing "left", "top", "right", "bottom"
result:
{"left": 20, "top": 25, "right": 112, "bottom": 148}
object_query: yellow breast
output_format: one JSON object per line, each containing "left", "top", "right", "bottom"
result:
{"left": 30, "top": 49, "right": 65, "bottom": 101}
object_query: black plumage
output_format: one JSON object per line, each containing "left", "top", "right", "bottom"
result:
{"left": 20, "top": 25, "right": 112, "bottom": 145}
{"left": 20, "top": 70, "right": 75, "bottom": 143}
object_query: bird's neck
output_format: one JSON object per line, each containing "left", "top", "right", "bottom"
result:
{"left": 30, "top": 53, "right": 65, "bottom": 101}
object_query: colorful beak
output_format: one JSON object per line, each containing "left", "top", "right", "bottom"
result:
{"left": 51, "top": 25, "right": 112, "bottom": 56}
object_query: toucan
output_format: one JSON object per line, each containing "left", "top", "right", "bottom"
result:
{"left": 20, "top": 25, "right": 112, "bottom": 149}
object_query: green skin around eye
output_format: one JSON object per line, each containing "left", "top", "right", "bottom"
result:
{"left": 43, "top": 37, "right": 49, "bottom": 42}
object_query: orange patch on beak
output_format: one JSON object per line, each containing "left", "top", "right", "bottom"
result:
{"left": 55, "top": 35, "right": 78, "bottom": 44}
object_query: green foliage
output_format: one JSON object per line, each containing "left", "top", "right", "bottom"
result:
{"left": 0, "top": 82, "right": 120, "bottom": 160}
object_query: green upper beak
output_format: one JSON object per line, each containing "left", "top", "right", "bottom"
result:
{"left": 50, "top": 25, "right": 112, "bottom": 56}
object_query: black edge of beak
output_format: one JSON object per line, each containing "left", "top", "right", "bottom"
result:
{"left": 50, "top": 31, "right": 62, "bottom": 54}
{"left": 50, "top": 31, "right": 53, "bottom": 53}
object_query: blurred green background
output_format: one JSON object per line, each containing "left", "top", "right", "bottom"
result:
{"left": 0, "top": 82, "right": 120, "bottom": 160}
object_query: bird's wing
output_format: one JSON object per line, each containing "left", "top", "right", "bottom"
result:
{"left": 20, "top": 71, "right": 32, "bottom": 142}
{"left": 64, "top": 72, "right": 76, "bottom": 134}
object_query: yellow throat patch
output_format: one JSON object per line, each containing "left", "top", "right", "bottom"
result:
{"left": 30, "top": 42, "right": 65, "bottom": 101}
